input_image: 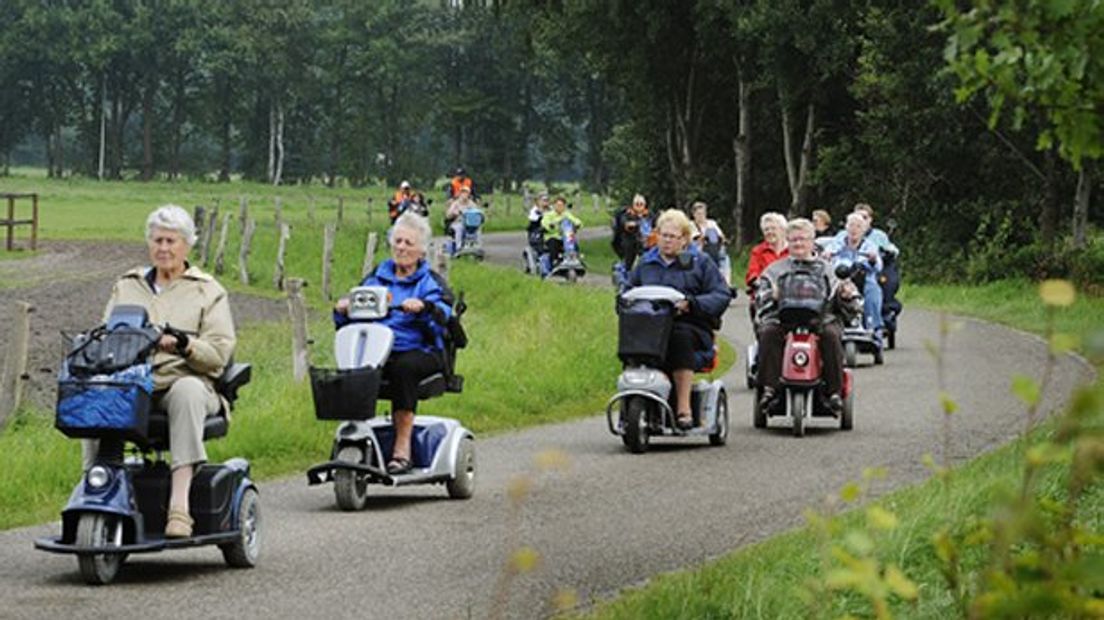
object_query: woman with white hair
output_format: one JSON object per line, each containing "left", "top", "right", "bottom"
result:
{"left": 333, "top": 213, "right": 454, "bottom": 475}
{"left": 85, "top": 204, "right": 236, "bottom": 538}
{"left": 744, "top": 212, "right": 788, "bottom": 289}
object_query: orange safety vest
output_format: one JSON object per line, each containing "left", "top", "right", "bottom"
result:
{"left": 449, "top": 176, "right": 472, "bottom": 197}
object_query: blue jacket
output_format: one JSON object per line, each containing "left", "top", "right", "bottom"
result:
{"left": 628, "top": 247, "right": 732, "bottom": 331}
{"left": 333, "top": 259, "right": 452, "bottom": 353}
{"left": 828, "top": 236, "right": 883, "bottom": 286}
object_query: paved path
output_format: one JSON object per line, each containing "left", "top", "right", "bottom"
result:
{"left": 0, "top": 231, "right": 1092, "bottom": 619}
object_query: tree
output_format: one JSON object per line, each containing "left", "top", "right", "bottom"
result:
{"left": 938, "top": 0, "right": 1103, "bottom": 247}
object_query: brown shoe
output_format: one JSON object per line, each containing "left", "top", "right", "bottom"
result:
{"left": 165, "top": 508, "right": 194, "bottom": 538}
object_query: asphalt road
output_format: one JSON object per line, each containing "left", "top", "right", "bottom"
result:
{"left": 0, "top": 231, "right": 1093, "bottom": 619}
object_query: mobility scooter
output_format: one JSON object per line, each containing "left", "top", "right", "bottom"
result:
{"left": 605, "top": 285, "right": 729, "bottom": 453}
{"left": 449, "top": 206, "right": 486, "bottom": 261}
{"left": 834, "top": 257, "right": 884, "bottom": 367}
{"left": 543, "top": 217, "right": 587, "bottom": 283}
{"left": 306, "top": 285, "right": 476, "bottom": 509}
{"left": 35, "top": 305, "right": 257, "bottom": 585}
{"left": 751, "top": 275, "right": 855, "bottom": 437}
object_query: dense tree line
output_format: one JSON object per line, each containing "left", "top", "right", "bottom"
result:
{"left": 1, "top": 1, "right": 1100, "bottom": 282}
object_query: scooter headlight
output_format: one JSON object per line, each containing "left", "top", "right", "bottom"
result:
{"left": 792, "top": 351, "right": 809, "bottom": 367}
{"left": 86, "top": 465, "right": 111, "bottom": 489}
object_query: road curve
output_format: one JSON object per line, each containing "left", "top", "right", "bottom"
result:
{"left": 0, "top": 231, "right": 1092, "bottom": 619}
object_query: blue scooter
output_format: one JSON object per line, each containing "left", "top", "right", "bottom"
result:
{"left": 35, "top": 305, "right": 257, "bottom": 585}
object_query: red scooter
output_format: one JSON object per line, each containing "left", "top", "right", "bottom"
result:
{"left": 753, "top": 307, "right": 855, "bottom": 437}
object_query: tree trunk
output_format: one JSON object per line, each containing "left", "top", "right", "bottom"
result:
{"left": 218, "top": 80, "right": 232, "bottom": 183}
{"left": 1072, "top": 162, "right": 1092, "bottom": 249}
{"left": 794, "top": 102, "right": 815, "bottom": 216}
{"left": 733, "top": 69, "right": 751, "bottom": 250}
{"left": 779, "top": 83, "right": 815, "bottom": 217}
{"left": 54, "top": 122, "right": 65, "bottom": 177}
{"left": 169, "top": 68, "right": 185, "bottom": 180}
{"left": 273, "top": 103, "right": 285, "bottom": 186}
{"left": 267, "top": 102, "right": 276, "bottom": 183}
{"left": 45, "top": 124, "right": 55, "bottom": 179}
{"left": 141, "top": 80, "right": 155, "bottom": 181}
{"left": 98, "top": 72, "right": 107, "bottom": 181}
{"left": 328, "top": 78, "right": 344, "bottom": 188}
{"left": 1040, "top": 148, "right": 1059, "bottom": 246}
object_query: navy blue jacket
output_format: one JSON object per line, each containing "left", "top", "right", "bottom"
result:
{"left": 333, "top": 259, "right": 452, "bottom": 353}
{"left": 628, "top": 247, "right": 732, "bottom": 331}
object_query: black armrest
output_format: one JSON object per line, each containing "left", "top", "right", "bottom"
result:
{"left": 217, "top": 363, "right": 252, "bottom": 404}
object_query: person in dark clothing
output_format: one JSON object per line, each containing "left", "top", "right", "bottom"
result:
{"left": 612, "top": 193, "right": 656, "bottom": 272}
{"left": 628, "top": 209, "right": 732, "bottom": 429}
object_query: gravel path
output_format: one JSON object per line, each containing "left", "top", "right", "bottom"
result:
{"left": 0, "top": 232, "right": 1092, "bottom": 619}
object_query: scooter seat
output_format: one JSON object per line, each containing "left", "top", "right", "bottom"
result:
{"left": 379, "top": 372, "right": 449, "bottom": 401}
{"left": 145, "top": 410, "right": 228, "bottom": 450}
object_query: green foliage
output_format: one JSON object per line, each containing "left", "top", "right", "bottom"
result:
{"left": 937, "top": 0, "right": 1104, "bottom": 167}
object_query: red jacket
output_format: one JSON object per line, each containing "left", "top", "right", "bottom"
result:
{"left": 745, "top": 242, "right": 788, "bottom": 287}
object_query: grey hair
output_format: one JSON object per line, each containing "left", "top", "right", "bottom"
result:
{"left": 845, "top": 211, "right": 868, "bottom": 230}
{"left": 760, "top": 211, "right": 787, "bottom": 230}
{"left": 786, "top": 217, "right": 816, "bottom": 238}
{"left": 392, "top": 212, "right": 432, "bottom": 252}
{"left": 146, "top": 204, "right": 197, "bottom": 246}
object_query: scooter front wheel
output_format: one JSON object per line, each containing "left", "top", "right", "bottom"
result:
{"left": 791, "top": 391, "right": 807, "bottom": 438}
{"left": 76, "top": 512, "right": 125, "bottom": 585}
{"left": 334, "top": 446, "right": 370, "bottom": 511}
{"left": 621, "top": 397, "right": 650, "bottom": 454}
{"left": 221, "top": 487, "right": 261, "bottom": 568}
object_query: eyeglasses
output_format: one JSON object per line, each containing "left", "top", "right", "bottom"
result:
{"left": 787, "top": 236, "right": 813, "bottom": 243}
{"left": 658, "top": 232, "right": 683, "bottom": 241}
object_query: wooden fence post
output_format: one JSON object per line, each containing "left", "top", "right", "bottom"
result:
{"left": 273, "top": 222, "right": 291, "bottom": 290}
{"left": 193, "top": 205, "right": 207, "bottom": 247}
{"left": 366, "top": 197, "right": 373, "bottom": 224}
{"left": 274, "top": 196, "right": 283, "bottom": 226}
{"left": 362, "top": 231, "right": 379, "bottom": 279}
{"left": 433, "top": 241, "right": 450, "bottom": 280}
{"left": 0, "top": 301, "right": 33, "bottom": 429}
{"left": 322, "top": 223, "right": 336, "bottom": 300}
{"left": 238, "top": 196, "right": 249, "bottom": 231}
{"left": 308, "top": 196, "right": 316, "bottom": 222}
{"left": 200, "top": 207, "right": 218, "bottom": 266}
{"left": 286, "top": 278, "right": 310, "bottom": 382}
{"left": 239, "top": 217, "right": 256, "bottom": 285}
{"left": 214, "top": 212, "right": 232, "bottom": 275}
{"left": 592, "top": 194, "right": 600, "bottom": 214}
{"left": 336, "top": 196, "right": 345, "bottom": 227}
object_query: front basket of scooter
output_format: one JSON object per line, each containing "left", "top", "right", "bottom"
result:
{"left": 309, "top": 366, "right": 381, "bottom": 420}
{"left": 616, "top": 298, "right": 674, "bottom": 364}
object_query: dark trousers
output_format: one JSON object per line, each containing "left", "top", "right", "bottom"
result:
{"left": 664, "top": 322, "right": 712, "bottom": 372}
{"left": 383, "top": 349, "right": 443, "bottom": 412}
{"left": 757, "top": 322, "right": 844, "bottom": 396}
{"left": 546, "top": 237, "right": 564, "bottom": 266}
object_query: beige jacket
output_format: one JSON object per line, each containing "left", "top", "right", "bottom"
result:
{"left": 103, "top": 265, "right": 236, "bottom": 395}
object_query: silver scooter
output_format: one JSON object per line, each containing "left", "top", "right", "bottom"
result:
{"left": 605, "top": 285, "right": 729, "bottom": 453}
{"left": 306, "top": 285, "right": 475, "bottom": 509}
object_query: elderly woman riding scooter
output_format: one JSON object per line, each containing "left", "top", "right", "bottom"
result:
{"left": 627, "top": 209, "right": 732, "bottom": 430}
{"left": 83, "top": 205, "right": 236, "bottom": 539}
{"left": 333, "top": 213, "right": 452, "bottom": 475}
{"left": 755, "top": 218, "right": 857, "bottom": 414}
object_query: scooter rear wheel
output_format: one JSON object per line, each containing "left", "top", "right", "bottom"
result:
{"left": 709, "top": 391, "right": 729, "bottom": 446}
{"left": 567, "top": 268, "right": 577, "bottom": 284}
{"left": 840, "top": 389, "right": 854, "bottom": 431}
{"left": 844, "top": 342, "right": 857, "bottom": 368}
{"left": 334, "top": 446, "right": 369, "bottom": 511}
{"left": 76, "top": 512, "right": 125, "bottom": 585}
{"left": 221, "top": 487, "right": 261, "bottom": 568}
{"left": 446, "top": 437, "right": 476, "bottom": 499}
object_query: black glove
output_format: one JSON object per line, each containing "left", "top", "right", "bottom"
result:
{"left": 163, "top": 324, "right": 190, "bottom": 356}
